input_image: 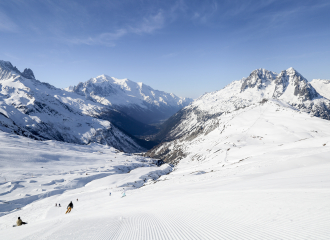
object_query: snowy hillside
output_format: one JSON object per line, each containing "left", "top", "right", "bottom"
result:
{"left": 67, "top": 75, "right": 193, "bottom": 124}
{"left": 148, "top": 98, "right": 330, "bottom": 162}
{"left": 0, "top": 130, "right": 171, "bottom": 219}
{"left": 151, "top": 68, "right": 330, "bottom": 144}
{"left": 0, "top": 60, "right": 143, "bottom": 152}
{"left": 310, "top": 78, "right": 330, "bottom": 100}
{"left": 1, "top": 101, "right": 330, "bottom": 239}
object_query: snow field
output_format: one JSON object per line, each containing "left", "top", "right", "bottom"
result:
{"left": 1, "top": 162, "right": 330, "bottom": 239}
{"left": 1, "top": 99, "right": 330, "bottom": 239}
{"left": 0, "top": 131, "right": 171, "bottom": 219}
{"left": 138, "top": 100, "right": 330, "bottom": 239}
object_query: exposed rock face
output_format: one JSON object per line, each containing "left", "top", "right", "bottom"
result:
{"left": 0, "top": 61, "right": 35, "bottom": 79}
{"left": 241, "top": 68, "right": 277, "bottom": 92}
{"left": 21, "top": 68, "right": 35, "bottom": 79}
{"left": 273, "top": 68, "right": 319, "bottom": 100}
{"left": 146, "top": 67, "right": 330, "bottom": 164}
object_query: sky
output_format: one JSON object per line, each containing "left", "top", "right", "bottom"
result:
{"left": 0, "top": 0, "right": 329, "bottom": 99}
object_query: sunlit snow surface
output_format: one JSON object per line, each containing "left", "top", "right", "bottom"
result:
{"left": 1, "top": 100, "right": 330, "bottom": 239}
{"left": 311, "top": 79, "right": 330, "bottom": 100}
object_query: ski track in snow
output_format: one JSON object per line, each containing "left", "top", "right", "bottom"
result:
{"left": 5, "top": 190, "right": 330, "bottom": 240}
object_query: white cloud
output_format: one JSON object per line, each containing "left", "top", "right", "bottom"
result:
{"left": 68, "top": 11, "right": 165, "bottom": 47}
{"left": 130, "top": 11, "right": 165, "bottom": 34}
{"left": 68, "top": 29, "right": 128, "bottom": 47}
{"left": 0, "top": 11, "right": 18, "bottom": 32}
{"left": 188, "top": 0, "right": 218, "bottom": 24}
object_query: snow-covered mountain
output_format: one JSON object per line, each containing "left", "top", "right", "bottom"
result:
{"left": 0, "top": 60, "right": 144, "bottom": 152}
{"left": 310, "top": 78, "right": 330, "bottom": 100}
{"left": 66, "top": 75, "right": 193, "bottom": 124}
{"left": 1, "top": 106, "right": 330, "bottom": 238}
{"left": 1, "top": 65, "right": 330, "bottom": 239}
{"left": 147, "top": 67, "right": 330, "bottom": 163}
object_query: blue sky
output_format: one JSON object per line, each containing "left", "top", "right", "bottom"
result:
{"left": 1, "top": 0, "right": 329, "bottom": 98}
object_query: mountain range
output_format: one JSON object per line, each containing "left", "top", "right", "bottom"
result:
{"left": 1, "top": 60, "right": 330, "bottom": 159}
{"left": 0, "top": 61, "right": 154, "bottom": 152}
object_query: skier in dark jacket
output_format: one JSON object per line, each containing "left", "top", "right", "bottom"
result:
{"left": 16, "top": 217, "right": 27, "bottom": 226}
{"left": 65, "top": 201, "right": 73, "bottom": 214}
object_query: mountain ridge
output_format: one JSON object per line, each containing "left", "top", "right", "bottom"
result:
{"left": 0, "top": 60, "right": 145, "bottom": 152}
{"left": 66, "top": 74, "right": 193, "bottom": 124}
{"left": 146, "top": 67, "right": 330, "bottom": 163}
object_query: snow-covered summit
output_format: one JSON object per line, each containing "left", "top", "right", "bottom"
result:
{"left": 241, "top": 68, "right": 277, "bottom": 91}
{"left": 273, "top": 67, "right": 319, "bottom": 101}
{"left": 67, "top": 74, "right": 193, "bottom": 124}
{"left": 70, "top": 74, "right": 190, "bottom": 106}
{"left": 191, "top": 67, "right": 327, "bottom": 116}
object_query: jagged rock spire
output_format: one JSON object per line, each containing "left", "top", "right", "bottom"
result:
{"left": 0, "top": 60, "right": 35, "bottom": 79}
{"left": 22, "top": 68, "right": 35, "bottom": 79}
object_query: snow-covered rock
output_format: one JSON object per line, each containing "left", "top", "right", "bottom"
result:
{"left": 0, "top": 60, "right": 144, "bottom": 152}
{"left": 67, "top": 75, "right": 193, "bottom": 124}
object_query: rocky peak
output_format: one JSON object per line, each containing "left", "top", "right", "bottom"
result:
{"left": 0, "top": 60, "right": 13, "bottom": 70}
{"left": 273, "top": 68, "right": 319, "bottom": 101}
{"left": 0, "top": 60, "right": 21, "bottom": 75}
{"left": 285, "top": 67, "right": 296, "bottom": 74}
{"left": 241, "top": 68, "right": 277, "bottom": 92}
{"left": 0, "top": 60, "right": 35, "bottom": 80}
{"left": 21, "top": 68, "right": 35, "bottom": 79}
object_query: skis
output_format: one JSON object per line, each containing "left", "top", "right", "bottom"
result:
{"left": 13, "top": 223, "right": 27, "bottom": 227}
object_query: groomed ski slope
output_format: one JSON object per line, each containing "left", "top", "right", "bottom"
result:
{"left": 1, "top": 101, "right": 330, "bottom": 239}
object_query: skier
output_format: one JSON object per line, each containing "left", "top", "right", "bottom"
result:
{"left": 65, "top": 201, "right": 73, "bottom": 214}
{"left": 121, "top": 188, "right": 126, "bottom": 198}
{"left": 109, "top": 192, "right": 111, "bottom": 196}
{"left": 59, "top": 203, "right": 61, "bottom": 207}
{"left": 16, "top": 217, "right": 27, "bottom": 226}
{"left": 76, "top": 198, "right": 78, "bottom": 201}
{"left": 55, "top": 203, "right": 57, "bottom": 207}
